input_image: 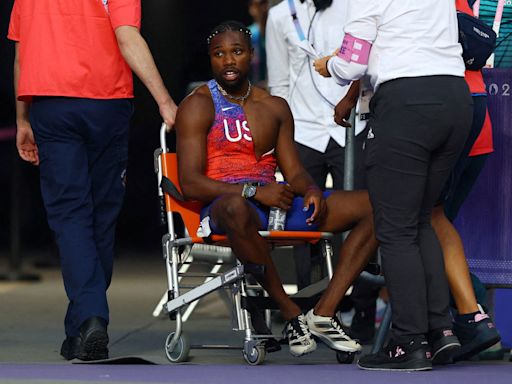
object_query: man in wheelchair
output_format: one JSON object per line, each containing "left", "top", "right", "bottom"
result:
{"left": 174, "top": 20, "right": 378, "bottom": 357}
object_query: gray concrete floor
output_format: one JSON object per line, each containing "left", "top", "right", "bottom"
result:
{"left": 0, "top": 249, "right": 341, "bottom": 365}
{"left": 1, "top": 248, "right": 510, "bottom": 384}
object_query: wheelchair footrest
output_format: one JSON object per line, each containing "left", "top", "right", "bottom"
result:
{"left": 164, "top": 265, "right": 245, "bottom": 314}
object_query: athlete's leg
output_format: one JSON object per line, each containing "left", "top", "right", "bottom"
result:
{"left": 314, "top": 190, "right": 378, "bottom": 317}
{"left": 293, "top": 142, "right": 330, "bottom": 289}
{"left": 209, "top": 194, "right": 301, "bottom": 320}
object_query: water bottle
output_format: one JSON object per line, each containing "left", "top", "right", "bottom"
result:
{"left": 268, "top": 206, "right": 287, "bottom": 231}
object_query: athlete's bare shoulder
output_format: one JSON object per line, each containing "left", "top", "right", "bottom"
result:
{"left": 176, "top": 84, "right": 214, "bottom": 132}
{"left": 250, "top": 86, "right": 292, "bottom": 122}
{"left": 181, "top": 83, "right": 211, "bottom": 104}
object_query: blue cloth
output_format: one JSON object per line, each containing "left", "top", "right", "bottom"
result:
{"left": 248, "top": 23, "right": 267, "bottom": 84}
{"left": 200, "top": 191, "right": 331, "bottom": 234}
{"left": 30, "top": 97, "right": 132, "bottom": 336}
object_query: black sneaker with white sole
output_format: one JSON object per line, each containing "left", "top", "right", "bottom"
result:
{"left": 453, "top": 309, "right": 501, "bottom": 362}
{"left": 305, "top": 309, "right": 361, "bottom": 352}
{"left": 428, "top": 328, "right": 461, "bottom": 365}
{"left": 283, "top": 313, "right": 317, "bottom": 357}
{"left": 357, "top": 336, "right": 432, "bottom": 371}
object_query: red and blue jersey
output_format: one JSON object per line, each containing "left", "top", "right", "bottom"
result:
{"left": 205, "top": 79, "right": 277, "bottom": 184}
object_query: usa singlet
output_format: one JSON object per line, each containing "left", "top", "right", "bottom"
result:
{"left": 205, "top": 79, "right": 276, "bottom": 184}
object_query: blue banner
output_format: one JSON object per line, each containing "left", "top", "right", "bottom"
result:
{"left": 454, "top": 69, "right": 512, "bottom": 286}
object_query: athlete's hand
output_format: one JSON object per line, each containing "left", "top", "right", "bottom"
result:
{"left": 16, "top": 121, "right": 39, "bottom": 166}
{"left": 255, "top": 182, "right": 294, "bottom": 210}
{"left": 303, "top": 186, "right": 326, "bottom": 225}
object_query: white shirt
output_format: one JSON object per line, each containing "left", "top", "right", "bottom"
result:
{"left": 328, "top": 0, "right": 465, "bottom": 90}
{"left": 266, "top": 0, "right": 365, "bottom": 152}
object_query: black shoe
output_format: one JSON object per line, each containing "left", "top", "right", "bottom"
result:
{"left": 60, "top": 336, "right": 81, "bottom": 360}
{"left": 349, "top": 309, "right": 376, "bottom": 345}
{"left": 78, "top": 317, "right": 109, "bottom": 361}
{"left": 246, "top": 300, "right": 282, "bottom": 353}
{"left": 263, "top": 338, "right": 282, "bottom": 353}
{"left": 453, "top": 309, "right": 501, "bottom": 362}
{"left": 357, "top": 336, "right": 432, "bottom": 371}
{"left": 428, "top": 328, "right": 460, "bottom": 365}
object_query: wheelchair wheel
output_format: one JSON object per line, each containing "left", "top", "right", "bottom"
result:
{"left": 165, "top": 332, "right": 190, "bottom": 363}
{"left": 336, "top": 351, "right": 355, "bottom": 364}
{"left": 243, "top": 344, "right": 266, "bottom": 365}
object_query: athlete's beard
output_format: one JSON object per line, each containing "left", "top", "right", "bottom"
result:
{"left": 215, "top": 75, "right": 249, "bottom": 96}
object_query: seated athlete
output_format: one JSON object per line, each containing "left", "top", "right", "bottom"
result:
{"left": 175, "top": 20, "right": 378, "bottom": 357}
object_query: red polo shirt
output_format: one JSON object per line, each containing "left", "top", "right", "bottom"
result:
{"left": 8, "top": 0, "right": 141, "bottom": 101}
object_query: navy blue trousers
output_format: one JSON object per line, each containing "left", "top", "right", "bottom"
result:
{"left": 30, "top": 97, "right": 132, "bottom": 337}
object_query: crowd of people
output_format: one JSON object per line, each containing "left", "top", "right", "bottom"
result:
{"left": 8, "top": 0, "right": 509, "bottom": 371}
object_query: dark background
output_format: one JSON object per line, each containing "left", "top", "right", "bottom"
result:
{"left": 0, "top": 1, "right": 253, "bottom": 260}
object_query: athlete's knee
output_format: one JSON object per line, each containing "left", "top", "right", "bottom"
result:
{"left": 214, "top": 194, "right": 257, "bottom": 230}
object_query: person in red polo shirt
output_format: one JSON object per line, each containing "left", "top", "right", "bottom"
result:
{"left": 8, "top": 0, "right": 177, "bottom": 361}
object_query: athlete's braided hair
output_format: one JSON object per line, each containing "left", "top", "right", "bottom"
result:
{"left": 207, "top": 20, "right": 252, "bottom": 48}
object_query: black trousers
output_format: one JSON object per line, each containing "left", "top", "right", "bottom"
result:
{"left": 365, "top": 76, "right": 473, "bottom": 338}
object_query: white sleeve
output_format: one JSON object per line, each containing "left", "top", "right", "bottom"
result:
{"left": 327, "top": 0, "right": 380, "bottom": 85}
{"left": 327, "top": 58, "right": 367, "bottom": 86}
{"left": 266, "top": 9, "right": 290, "bottom": 99}
{"left": 344, "top": 0, "right": 379, "bottom": 43}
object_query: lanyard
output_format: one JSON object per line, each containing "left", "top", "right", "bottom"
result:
{"left": 473, "top": 0, "right": 505, "bottom": 34}
{"left": 473, "top": 0, "right": 506, "bottom": 67}
{"left": 288, "top": 0, "right": 306, "bottom": 41}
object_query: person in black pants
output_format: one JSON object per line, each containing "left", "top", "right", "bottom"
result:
{"left": 314, "top": 0, "right": 473, "bottom": 371}
{"left": 363, "top": 76, "right": 472, "bottom": 366}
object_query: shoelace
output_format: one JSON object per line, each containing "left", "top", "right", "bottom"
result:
{"left": 288, "top": 317, "right": 312, "bottom": 340}
{"left": 330, "top": 316, "right": 349, "bottom": 339}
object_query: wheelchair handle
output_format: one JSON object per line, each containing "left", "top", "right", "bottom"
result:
{"left": 160, "top": 123, "right": 168, "bottom": 153}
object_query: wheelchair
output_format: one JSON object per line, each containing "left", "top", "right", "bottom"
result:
{"left": 154, "top": 124, "right": 361, "bottom": 365}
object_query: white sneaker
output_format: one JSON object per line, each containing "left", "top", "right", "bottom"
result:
{"left": 306, "top": 309, "right": 362, "bottom": 352}
{"left": 283, "top": 313, "right": 317, "bottom": 357}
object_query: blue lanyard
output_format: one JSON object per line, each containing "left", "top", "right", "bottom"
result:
{"left": 288, "top": 0, "right": 306, "bottom": 41}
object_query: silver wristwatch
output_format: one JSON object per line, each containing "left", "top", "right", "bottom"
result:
{"left": 241, "top": 183, "right": 257, "bottom": 199}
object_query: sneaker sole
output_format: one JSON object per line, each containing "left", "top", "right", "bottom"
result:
{"left": 289, "top": 342, "right": 317, "bottom": 357}
{"left": 454, "top": 334, "right": 501, "bottom": 362}
{"left": 310, "top": 330, "right": 361, "bottom": 353}
{"left": 357, "top": 359, "right": 432, "bottom": 372}
{"left": 78, "top": 331, "right": 109, "bottom": 361}
{"left": 432, "top": 342, "right": 461, "bottom": 365}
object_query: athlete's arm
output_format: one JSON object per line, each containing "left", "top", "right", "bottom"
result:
{"left": 175, "top": 92, "right": 244, "bottom": 203}
{"left": 271, "top": 97, "right": 326, "bottom": 223}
